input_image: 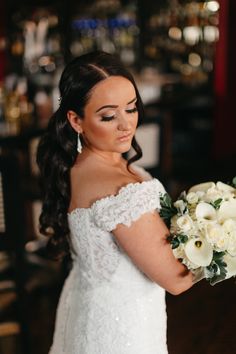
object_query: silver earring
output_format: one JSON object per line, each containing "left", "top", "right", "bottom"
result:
{"left": 77, "top": 133, "right": 82, "bottom": 153}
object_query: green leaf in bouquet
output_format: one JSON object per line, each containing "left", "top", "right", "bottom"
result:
{"left": 169, "top": 237, "right": 180, "bottom": 249}
{"left": 160, "top": 193, "right": 177, "bottom": 226}
{"left": 210, "top": 198, "right": 223, "bottom": 210}
{"left": 167, "top": 233, "right": 188, "bottom": 249}
{"left": 206, "top": 251, "right": 227, "bottom": 285}
{"left": 178, "top": 234, "right": 188, "bottom": 244}
{"left": 212, "top": 251, "right": 226, "bottom": 261}
{"left": 160, "top": 193, "right": 173, "bottom": 209}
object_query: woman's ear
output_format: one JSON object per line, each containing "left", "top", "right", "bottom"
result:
{"left": 67, "top": 110, "right": 83, "bottom": 133}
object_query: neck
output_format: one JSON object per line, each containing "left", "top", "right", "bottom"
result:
{"left": 80, "top": 146, "right": 125, "bottom": 167}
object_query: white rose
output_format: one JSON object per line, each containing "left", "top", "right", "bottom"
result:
{"left": 217, "top": 200, "right": 236, "bottom": 222}
{"left": 173, "top": 244, "right": 185, "bottom": 259}
{"left": 189, "top": 182, "right": 215, "bottom": 193}
{"left": 216, "top": 181, "right": 235, "bottom": 193}
{"left": 196, "top": 191, "right": 205, "bottom": 199}
{"left": 227, "top": 235, "right": 236, "bottom": 257}
{"left": 195, "top": 202, "right": 216, "bottom": 221}
{"left": 197, "top": 218, "right": 215, "bottom": 232}
{"left": 205, "top": 224, "right": 228, "bottom": 251}
{"left": 184, "top": 237, "right": 213, "bottom": 267}
{"left": 223, "top": 219, "right": 236, "bottom": 256}
{"left": 224, "top": 253, "right": 236, "bottom": 279}
{"left": 223, "top": 219, "right": 236, "bottom": 233}
{"left": 176, "top": 215, "right": 193, "bottom": 232}
{"left": 186, "top": 192, "right": 198, "bottom": 204}
{"left": 206, "top": 186, "right": 223, "bottom": 201}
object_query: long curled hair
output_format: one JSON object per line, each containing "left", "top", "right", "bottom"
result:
{"left": 37, "top": 51, "right": 144, "bottom": 259}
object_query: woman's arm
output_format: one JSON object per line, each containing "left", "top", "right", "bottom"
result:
{"left": 113, "top": 211, "right": 194, "bottom": 295}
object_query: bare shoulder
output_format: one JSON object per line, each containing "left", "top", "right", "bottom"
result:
{"left": 69, "top": 160, "right": 139, "bottom": 210}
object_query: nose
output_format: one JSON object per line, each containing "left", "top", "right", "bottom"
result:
{"left": 117, "top": 114, "right": 130, "bottom": 131}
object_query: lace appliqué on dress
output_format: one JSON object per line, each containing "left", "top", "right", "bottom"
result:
{"left": 92, "top": 179, "right": 166, "bottom": 232}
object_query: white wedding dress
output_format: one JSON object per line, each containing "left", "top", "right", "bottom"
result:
{"left": 49, "top": 167, "right": 168, "bottom": 354}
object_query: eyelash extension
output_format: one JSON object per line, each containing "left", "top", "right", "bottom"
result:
{"left": 101, "top": 115, "right": 115, "bottom": 121}
{"left": 126, "top": 107, "right": 138, "bottom": 114}
{"left": 101, "top": 107, "right": 138, "bottom": 121}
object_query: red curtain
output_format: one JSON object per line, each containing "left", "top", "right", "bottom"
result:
{"left": 213, "top": 0, "right": 236, "bottom": 158}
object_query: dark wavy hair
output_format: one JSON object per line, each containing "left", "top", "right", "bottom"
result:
{"left": 37, "top": 51, "right": 144, "bottom": 259}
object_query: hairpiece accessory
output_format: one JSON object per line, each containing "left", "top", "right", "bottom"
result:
{"left": 77, "top": 133, "right": 82, "bottom": 153}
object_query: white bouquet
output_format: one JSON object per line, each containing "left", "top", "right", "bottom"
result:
{"left": 160, "top": 178, "right": 236, "bottom": 285}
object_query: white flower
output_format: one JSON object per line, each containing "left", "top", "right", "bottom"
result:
{"left": 216, "top": 181, "right": 235, "bottom": 193}
{"left": 176, "top": 215, "right": 193, "bottom": 232}
{"left": 217, "top": 200, "right": 236, "bottom": 222}
{"left": 173, "top": 244, "right": 185, "bottom": 259}
{"left": 205, "top": 185, "right": 223, "bottom": 201}
{"left": 205, "top": 224, "right": 228, "bottom": 251}
{"left": 224, "top": 253, "right": 236, "bottom": 279}
{"left": 189, "top": 182, "right": 215, "bottom": 193}
{"left": 169, "top": 179, "right": 236, "bottom": 283}
{"left": 174, "top": 199, "right": 187, "bottom": 215}
{"left": 196, "top": 191, "right": 205, "bottom": 199}
{"left": 186, "top": 192, "right": 198, "bottom": 204}
{"left": 223, "top": 218, "right": 236, "bottom": 233}
{"left": 172, "top": 244, "right": 199, "bottom": 269}
{"left": 184, "top": 237, "right": 213, "bottom": 267}
{"left": 195, "top": 202, "right": 216, "bottom": 221}
{"left": 222, "top": 219, "right": 236, "bottom": 256}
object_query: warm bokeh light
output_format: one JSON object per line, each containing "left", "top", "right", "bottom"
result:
{"left": 183, "top": 26, "right": 201, "bottom": 45}
{"left": 205, "top": 1, "right": 220, "bottom": 12}
{"left": 188, "top": 53, "right": 201, "bottom": 67}
{"left": 204, "top": 25, "right": 219, "bottom": 42}
{"left": 168, "top": 27, "right": 182, "bottom": 41}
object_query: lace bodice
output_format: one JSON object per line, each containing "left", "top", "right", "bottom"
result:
{"left": 67, "top": 178, "right": 165, "bottom": 289}
{"left": 49, "top": 175, "right": 168, "bottom": 354}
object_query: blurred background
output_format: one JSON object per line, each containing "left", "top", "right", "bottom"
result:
{"left": 0, "top": 0, "right": 235, "bottom": 353}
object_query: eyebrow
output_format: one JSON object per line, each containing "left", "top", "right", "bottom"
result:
{"left": 95, "top": 97, "right": 137, "bottom": 113}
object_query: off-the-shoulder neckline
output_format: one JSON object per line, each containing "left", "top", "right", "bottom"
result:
{"left": 68, "top": 178, "right": 159, "bottom": 217}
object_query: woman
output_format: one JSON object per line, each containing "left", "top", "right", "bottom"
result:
{"left": 37, "top": 51, "right": 194, "bottom": 354}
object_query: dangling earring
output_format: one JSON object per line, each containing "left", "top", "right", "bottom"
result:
{"left": 77, "top": 132, "right": 82, "bottom": 153}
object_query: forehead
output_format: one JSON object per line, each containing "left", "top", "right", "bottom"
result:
{"left": 87, "top": 76, "right": 136, "bottom": 107}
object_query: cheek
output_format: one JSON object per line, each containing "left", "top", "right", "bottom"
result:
{"left": 86, "top": 122, "right": 114, "bottom": 140}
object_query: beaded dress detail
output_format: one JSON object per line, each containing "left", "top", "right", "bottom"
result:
{"left": 49, "top": 168, "right": 168, "bottom": 354}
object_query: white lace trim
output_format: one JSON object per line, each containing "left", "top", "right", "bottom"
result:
{"left": 91, "top": 179, "right": 165, "bottom": 232}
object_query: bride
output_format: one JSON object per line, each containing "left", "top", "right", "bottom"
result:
{"left": 37, "top": 51, "right": 195, "bottom": 354}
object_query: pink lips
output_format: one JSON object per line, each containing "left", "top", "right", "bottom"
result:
{"left": 118, "top": 133, "right": 132, "bottom": 142}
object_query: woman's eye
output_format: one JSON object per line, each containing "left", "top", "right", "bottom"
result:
{"left": 126, "top": 107, "right": 138, "bottom": 114}
{"left": 101, "top": 115, "right": 115, "bottom": 122}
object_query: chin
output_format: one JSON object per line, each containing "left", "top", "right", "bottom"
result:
{"left": 118, "top": 143, "right": 132, "bottom": 154}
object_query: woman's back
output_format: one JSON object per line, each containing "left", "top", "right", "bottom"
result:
{"left": 49, "top": 165, "right": 168, "bottom": 354}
